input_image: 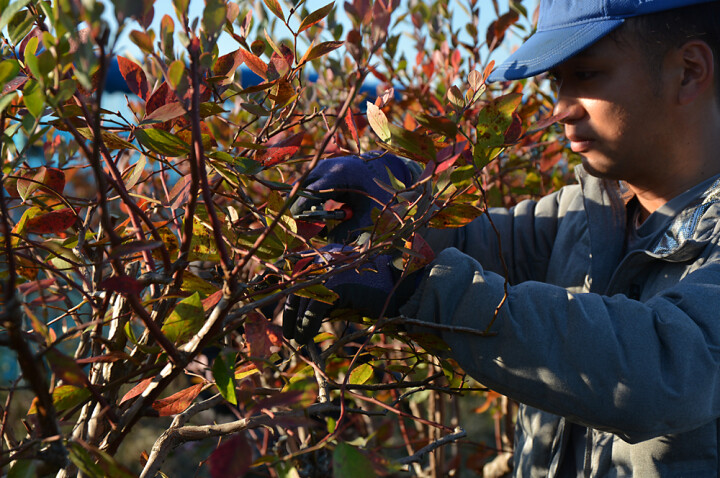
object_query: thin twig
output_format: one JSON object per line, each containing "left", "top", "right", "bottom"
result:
{"left": 396, "top": 427, "right": 467, "bottom": 466}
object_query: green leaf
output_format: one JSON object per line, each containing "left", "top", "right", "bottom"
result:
{"left": 0, "top": 59, "right": 20, "bottom": 85}
{"left": 199, "top": 102, "right": 225, "bottom": 117}
{"left": 416, "top": 113, "right": 458, "bottom": 138}
{"left": 8, "top": 10, "right": 33, "bottom": 45}
{"left": 332, "top": 443, "right": 375, "bottom": 478}
{"left": 263, "top": 0, "right": 284, "bottom": 21}
{"left": 0, "top": 91, "right": 18, "bottom": 115}
{"left": 10, "top": 207, "right": 41, "bottom": 246}
{"left": 428, "top": 203, "right": 484, "bottom": 228}
{"left": 28, "top": 384, "right": 91, "bottom": 414}
{"left": 166, "top": 60, "right": 186, "bottom": 91}
{"left": 474, "top": 93, "right": 522, "bottom": 164}
{"left": 67, "top": 441, "right": 136, "bottom": 478}
{"left": 135, "top": 128, "right": 190, "bottom": 157}
{"left": 366, "top": 102, "right": 390, "bottom": 141}
{"left": 293, "top": 284, "right": 339, "bottom": 304}
{"left": 77, "top": 128, "right": 137, "bottom": 151}
{"left": 67, "top": 443, "right": 105, "bottom": 478}
{"left": 348, "top": 363, "right": 373, "bottom": 385}
{"left": 180, "top": 270, "right": 220, "bottom": 296}
{"left": 129, "top": 30, "right": 154, "bottom": 54}
{"left": 23, "top": 37, "right": 40, "bottom": 78}
{"left": 172, "top": 0, "right": 189, "bottom": 17}
{"left": 298, "top": 2, "right": 334, "bottom": 32}
{"left": 202, "top": 0, "right": 227, "bottom": 37}
{"left": 212, "top": 354, "right": 238, "bottom": 405}
{"left": 387, "top": 123, "right": 436, "bottom": 163}
{"left": 0, "top": 0, "right": 30, "bottom": 34}
{"left": 22, "top": 79, "right": 45, "bottom": 118}
{"left": 7, "top": 459, "right": 37, "bottom": 478}
{"left": 161, "top": 292, "right": 205, "bottom": 343}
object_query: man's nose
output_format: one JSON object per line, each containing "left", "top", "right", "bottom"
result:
{"left": 554, "top": 95, "right": 585, "bottom": 124}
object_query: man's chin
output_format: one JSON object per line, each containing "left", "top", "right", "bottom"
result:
{"left": 579, "top": 157, "right": 622, "bottom": 181}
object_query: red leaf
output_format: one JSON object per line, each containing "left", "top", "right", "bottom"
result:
{"left": 99, "top": 275, "right": 145, "bottom": 295}
{"left": 25, "top": 208, "right": 77, "bottom": 234}
{"left": 213, "top": 49, "right": 244, "bottom": 78}
{"left": 486, "top": 10, "right": 520, "bottom": 49}
{"left": 244, "top": 312, "right": 274, "bottom": 362}
{"left": 2, "top": 76, "right": 28, "bottom": 95}
{"left": 257, "top": 145, "right": 299, "bottom": 166}
{"left": 295, "top": 220, "right": 325, "bottom": 240}
{"left": 344, "top": 108, "right": 360, "bottom": 150}
{"left": 208, "top": 434, "right": 252, "bottom": 478}
{"left": 16, "top": 167, "right": 66, "bottom": 200}
{"left": 256, "top": 132, "right": 304, "bottom": 166}
{"left": 405, "top": 233, "right": 435, "bottom": 273}
{"left": 151, "top": 383, "right": 204, "bottom": 416}
{"left": 120, "top": 377, "right": 153, "bottom": 404}
{"left": 17, "top": 278, "right": 56, "bottom": 295}
{"left": 435, "top": 142, "right": 467, "bottom": 174}
{"left": 503, "top": 112, "right": 523, "bottom": 144}
{"left": 117, "top": 56, "right": 149, "bottom": 100}
{"left": 292, "top": 255, "right": 315, "bottom": 275}
{"left": 529, "top": 110, "right": 571, "bottom": 133}
{"left": 36, "top": 167, "right": 65, "bottom": 195}
{"left": 146, "top": 82, "right": 174, "bottom": 116}
{"left": 76, "top": 351, "right": 132, "bottom": 364}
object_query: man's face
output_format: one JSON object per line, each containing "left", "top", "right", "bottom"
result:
{"left": 549, "top": 32, "right": 676, "bottom": 184}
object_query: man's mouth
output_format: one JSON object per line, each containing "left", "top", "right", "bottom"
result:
{"left": 566, "top": 134, "right": 594, "bottom": 153}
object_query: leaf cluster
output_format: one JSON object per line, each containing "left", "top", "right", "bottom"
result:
{"left": 0, "top": 0, "right": 577, "bottom": 476}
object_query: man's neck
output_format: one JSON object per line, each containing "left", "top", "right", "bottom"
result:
{"left": 626, "top": 164, "right": 720, "bottom": 223}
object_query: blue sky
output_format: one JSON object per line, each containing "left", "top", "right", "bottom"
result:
{"left": 106, "top": 0, "right": 538, "bottom": 63}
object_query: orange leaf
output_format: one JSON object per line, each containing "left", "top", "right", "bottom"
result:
{"left": 239, "top": 48, "right": 268, "bottom": 80}
{"left": 344, "top": 108, "right": 360, "bottom": 150}
{"left": 117, "top": 56, "right": 149, "bottom": 100}
{"left": 120, "top": 377, "right": 153, "bottom": 404}
{"left": 151, "top": 383, "right": 204, "bottom": 416}
{"left": 473, "top": 390, "right": 501, "bottom": 414}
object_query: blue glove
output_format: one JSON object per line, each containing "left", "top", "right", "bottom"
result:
{"left": 282, "top": 245, "right": 416, "bottom": 345}
{"left": 290, "top": 152, "right": 417, "bottom": 243}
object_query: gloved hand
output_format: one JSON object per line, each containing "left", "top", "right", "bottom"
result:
{"left": 290, "top": 152, "right": 418, "bottom": 243}
{"left": 282, "top": 245, "right": 417, "bottom": 345}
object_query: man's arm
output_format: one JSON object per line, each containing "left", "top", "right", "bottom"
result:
{"left": 421, "top": 185, "right": 580, "bottom": 285}
{"left": 401, "top": 246, "right": 720, "bottom": 443}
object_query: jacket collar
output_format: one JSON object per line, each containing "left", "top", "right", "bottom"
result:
{"left": 577, "top": 165, "right": 720, "bottom": 265}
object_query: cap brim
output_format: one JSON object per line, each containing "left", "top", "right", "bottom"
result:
{"left": 487, "top": 20, "right": 624, "bottom": 82}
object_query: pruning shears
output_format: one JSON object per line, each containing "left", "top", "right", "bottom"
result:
{"left": 292, "top": 203, "right": 353, "bottom": 222}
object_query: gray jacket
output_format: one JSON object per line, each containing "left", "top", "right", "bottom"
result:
{"left": 401, "top": 166, "right": 720, "bottom": 476}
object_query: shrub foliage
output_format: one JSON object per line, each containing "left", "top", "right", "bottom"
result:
{"left": 0, "top": 0, "right": 575, "bottom": 476}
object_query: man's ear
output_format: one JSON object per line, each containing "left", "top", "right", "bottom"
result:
{"left": 676, "top": 40, "right": 715, "bottom": 105}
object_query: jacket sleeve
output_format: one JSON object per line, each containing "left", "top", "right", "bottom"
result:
{"left": 421, "top": 185, "right": 579, "bottom": 284}
{"left": 400, "top": 246, "right": 720, "bottom": 443}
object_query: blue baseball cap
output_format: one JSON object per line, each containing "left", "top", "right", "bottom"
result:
{"left": 488, "top": 0, "right": 718, "bottom": 82}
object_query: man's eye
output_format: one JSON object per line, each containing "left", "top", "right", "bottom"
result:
{"left": 575, "top": 71, "right": 598, "bottom": 80}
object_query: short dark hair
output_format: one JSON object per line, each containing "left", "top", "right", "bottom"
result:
{"left": 612, "top": 1, "right": 720, "bottom": 100}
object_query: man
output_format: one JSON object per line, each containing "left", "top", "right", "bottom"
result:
{"left": 285, "top": 0, "right": 720, "bottom": 475}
